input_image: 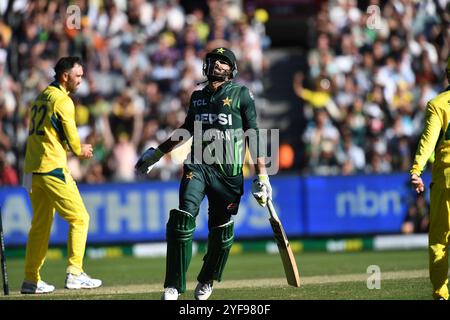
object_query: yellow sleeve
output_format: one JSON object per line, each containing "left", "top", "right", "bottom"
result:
{"left": 410, "top": 101, "right": 442, "bottom": 176}
{"left": 54, "top": 96, "right": 82, "bottom": 156}
{"left": 300, "top": 88, "right": 313, "bottom": 102}
{"left": 300, "top": 88, "right": 330, "bottom": 107}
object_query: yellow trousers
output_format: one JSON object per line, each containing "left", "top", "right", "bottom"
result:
{"left": 24, "top": 169, "right": 89, "bottom": 283}
{"left": 428, "top": 184, "right": 450, "bottom": 300}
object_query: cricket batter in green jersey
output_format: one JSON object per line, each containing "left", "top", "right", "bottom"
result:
{"left": 136, "top": 47, "right": 272, "bottom": 300}
{"left": 410, "top": 57, "right": 450, "bottom": 300}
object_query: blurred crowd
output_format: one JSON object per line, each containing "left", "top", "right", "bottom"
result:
{"left": 0, "top": 0, "right": 449, "bottom": 189}
{"left": 0, "top": 0, "right": 270, "bottom": 185}
{"left": 293, "top": 0, "right": 449, "bottom": 176}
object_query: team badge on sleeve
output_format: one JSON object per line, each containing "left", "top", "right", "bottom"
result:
{"left": 249, "top": 90, "right": 254, "bottom": 100}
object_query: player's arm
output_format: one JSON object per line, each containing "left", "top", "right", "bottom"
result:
{"left": 239, "top": 87, "right": 266, "bottom": 174}
{"left": 158, "top": 123, "right": 193, "bottom": 154}
{"left": 135, "top": 98, "right": 195, "bottom": 174}
{"left": 55, "top": 97, "right": 92, "bottom": 159}
{"left": 240, "top": 87, "right": 272, "bottom": 205}
{"left": 410, "top": 101, "right": 442, "bottom": 193}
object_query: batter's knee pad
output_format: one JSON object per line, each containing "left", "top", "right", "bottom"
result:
{"left": 164, "top": 209, "right": 196, "bottom": 293}
{"left": 197, "top": 220, "right": 234, "bottom": 283}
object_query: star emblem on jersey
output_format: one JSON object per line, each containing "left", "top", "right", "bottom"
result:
{"left": 222, "top": 96, "right": 232, "bottom": 107}
{"left": 185, "top": 172, "right": 194, "bottom": 180}
{"left": 216, "top": 48, "right": 225, "bottom": 54}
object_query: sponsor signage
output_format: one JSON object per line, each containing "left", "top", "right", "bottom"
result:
{"left": 0, "top": 172, "right": 428, "bottom": 245}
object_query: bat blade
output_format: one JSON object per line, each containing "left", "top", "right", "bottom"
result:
{"left": 269, "top": 217, "right": 300, "bottom": 287}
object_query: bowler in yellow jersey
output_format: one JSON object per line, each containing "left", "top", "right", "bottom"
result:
{"left": 410, "top": 57, "right": 450, "bottom": 300}
{"left": 21, "top": 57, "right": 101, "bottom": 294}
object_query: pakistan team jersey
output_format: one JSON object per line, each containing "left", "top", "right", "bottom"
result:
{"left": 411, "top": 86, "right": 450, "bottom": 187}
{"left": 24, "top": 82, "right": 82, "bottom": 173}
{"left": 181, "top": 81, "right": 259, "bottom": 177}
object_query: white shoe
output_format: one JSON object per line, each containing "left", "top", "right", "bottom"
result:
{"left": 194, "top": 281, "right": 213, "bottom": 300}
{"left": 65, "top": 272, "right": 102, "bottom": 289}
{"left": 21, "top": 280, "right": 55, "bottom": 294}
{"left": 161, "top": 287, "right": 180, "bottom": 300}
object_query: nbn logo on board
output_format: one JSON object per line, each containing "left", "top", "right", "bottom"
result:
{"left": 336, "top": 185, "right": 402, "bottom": 217}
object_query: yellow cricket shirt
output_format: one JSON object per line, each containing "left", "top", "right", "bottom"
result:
{"left": 411, "top": 87, "right": 450, "bottom": 187}
{"left": 24, "top": 82, "right": 82, "bottom": 173}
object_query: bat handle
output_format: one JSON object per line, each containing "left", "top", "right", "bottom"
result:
{"left": 267, "top": 199, "right": 280, "bottom": 222}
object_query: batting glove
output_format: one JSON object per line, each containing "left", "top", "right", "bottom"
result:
{"left": 135, "top": 147, "right": 165, "bottom": 174}
{"left": 251, "top": 174, "right": 272, "bottom": 207}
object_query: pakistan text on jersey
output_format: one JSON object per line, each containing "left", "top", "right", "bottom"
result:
{"left": 202, "top": 129, "right": 233, "bottom": 141}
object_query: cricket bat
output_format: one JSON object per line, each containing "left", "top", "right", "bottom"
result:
{"left": 0, "top": 208, "right": 9, "bottom": 295}
{"left": 267, "top": 199, "right": 300, "bottom": 287}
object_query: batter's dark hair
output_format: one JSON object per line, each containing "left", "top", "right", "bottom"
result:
{"left": 54, "top": 56, "right": 82, "bottom": 80}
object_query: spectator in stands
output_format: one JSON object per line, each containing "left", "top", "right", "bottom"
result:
{"left": 336, "top": 131, "right": 366, "bottom": 174}
{"left": 293, "top": 71, "right": 341, "bottom": 123}
{"left": 0, "top": 145, "right": 18, "bottom": 186}
{"left": 302, "top": 108, "right": 340, "bottom": 174}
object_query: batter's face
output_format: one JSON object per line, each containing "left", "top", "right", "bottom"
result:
{"left": 213, "top": 59, "right": 231, "bottom": 78}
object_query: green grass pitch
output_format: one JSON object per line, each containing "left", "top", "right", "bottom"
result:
{"left": 0, "top": 249, "right": 432, "bottom": 300}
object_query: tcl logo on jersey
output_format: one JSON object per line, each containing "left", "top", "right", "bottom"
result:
{"left": 195, "top": 113, "right": 233, "bottom": 125}
{"left": 193, "top": 99, "right": 207, "bottom": 107}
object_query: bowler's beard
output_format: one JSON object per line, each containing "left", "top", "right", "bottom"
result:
{"left": 67, "top": 81, "right": 79, "bottom": 93}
